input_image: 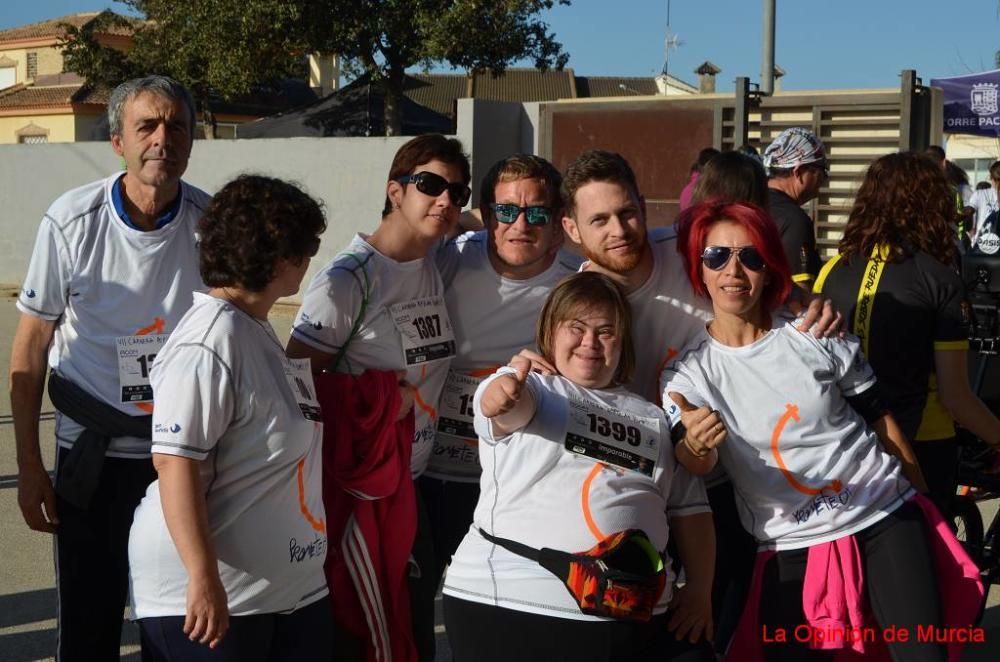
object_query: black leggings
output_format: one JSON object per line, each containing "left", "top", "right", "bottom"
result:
{"left": 443, "top": 595, "right": 715, "bottom": 662}
{"left": 912, "top": 438, "right": 958, "bottom": 520}
{"left": 759, "top": 501, "right": 944, "bottom": 662}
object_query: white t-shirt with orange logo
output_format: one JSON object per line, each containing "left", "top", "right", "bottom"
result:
{"left": 130, "top": 293, "right": 328, "bottom": 617}
{"left": 16, "top": 174, "right": 209, "bottom": 457}
{"left": 660, "top": 315, "right": 914, "bottom": 551}
{"left": 443, "top": 370, "right": 709, "bottom": 620}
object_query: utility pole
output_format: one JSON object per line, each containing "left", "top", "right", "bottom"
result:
{"left": 761, "top": 0, "right": 776, "bottom": 96}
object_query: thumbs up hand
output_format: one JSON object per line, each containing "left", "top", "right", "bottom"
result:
{"left": 668, "top": 392, "right": 727, "bottom": 458}
{"left": 481, "top": 356, "right": 531, "bottom": 419}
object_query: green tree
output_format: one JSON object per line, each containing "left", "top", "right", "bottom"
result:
{"left": 312, "top": 0, "right": 571, "bottom": 135}
{"left": 61, "top": 2, "right": 309, "bottom": 138}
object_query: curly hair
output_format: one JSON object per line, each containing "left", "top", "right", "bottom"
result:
{"left": 839, "top": 152, "right": 955, "bottom": 265}
{"left": 200, "top": 175, "right": 326, "bottom": 292}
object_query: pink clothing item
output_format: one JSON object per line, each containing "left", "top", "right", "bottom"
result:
{"left": 679, "top": 172, "right": 699, "bottom": 211}
{"left": 727, "top": 495, "right": 984, "bottom": 662}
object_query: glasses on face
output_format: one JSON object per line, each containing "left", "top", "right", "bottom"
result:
{"left": 490, "top": 203, "right": 553, "bottom": 226}
{"left": 397, "top": 171, "right": 471, "bottom": 207}
{"left": 701, "top": 245, "right": 767, "bottom": 272}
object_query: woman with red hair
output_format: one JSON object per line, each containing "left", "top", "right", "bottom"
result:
{"left": 661, "top": 202, "right": 981, "bottom": 662}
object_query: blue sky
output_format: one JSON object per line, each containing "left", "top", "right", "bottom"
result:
{"left": 3, "top": 1, "right": 999, "bottom": 92}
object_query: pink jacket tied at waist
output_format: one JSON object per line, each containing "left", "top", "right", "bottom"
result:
{"left": 727, "top": 494, "right": 984, "bottom": 661}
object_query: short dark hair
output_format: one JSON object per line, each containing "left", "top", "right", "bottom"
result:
{"left": 692, "top": 147, "right": 720, "bottom": 173}
{"left": 200, "top": 175, "right": 326, "bottom": 292}
{"left": 382, "top": 134, "right": 471, "bottom": 217}
{"left": 536, "top": 272, "right": 635, "bottom": 386}
{"left": 925, "top": 145, "right": 946, "bottom": 163}
{"left": 690, "top": 151, "right": 769, "bottom": 209}
{"left": 479, "top": 154, "right": 563, "bottom": 218}
{"left": 562, "top": 149, "right": 640, "bottom": 217}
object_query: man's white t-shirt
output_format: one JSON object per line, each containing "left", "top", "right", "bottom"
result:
{"left": 660, "top": 315, "right": 913, "bottom": 551}
{"left": 426, "top": 231, "right": 581, "bottom": 481}
{"left": 16, "top": 174, "right": 209, "bottom": 457}
{"left": 443, "top": 370, "right": 709, "bottom": 620}
{"left": 968, "top": 186, "right": 998, "bottom": 247}
{"left": 130, "top": 293, "right": 328, "bottom": 617}
{"left": 292, "top": 234, "right": 455, "bottom": 477}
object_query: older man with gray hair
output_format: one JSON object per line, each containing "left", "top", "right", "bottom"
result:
{"left": 10, "top": 75, "right": 209, "bottom": 661}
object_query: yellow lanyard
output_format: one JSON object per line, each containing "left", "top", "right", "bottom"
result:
{"left": 853, "top": 245, "right": 890, "bottom": 357}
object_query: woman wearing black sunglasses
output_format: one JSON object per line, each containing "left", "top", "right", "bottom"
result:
{"left": 661, "top": 202, "right": 982, "bottom": 662}
{"left": 287, "top": 134, "right": 471, "bottom": 662}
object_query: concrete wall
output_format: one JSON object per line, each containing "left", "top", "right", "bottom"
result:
{"left": 455, "top": 98, "right": 532, "bottom": 207}
{"left": 0, "top": 135, "right": 417, "bottom": 299}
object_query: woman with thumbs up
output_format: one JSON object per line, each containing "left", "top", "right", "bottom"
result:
{"left": 662, "top": 201, "right": 980, "bottom": 662}
{"left": 441, "top": 271, "right": 716, "bottom": 662}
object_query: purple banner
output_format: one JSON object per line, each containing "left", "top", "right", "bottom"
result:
{"left": 931, "top": 70, "right": 1000, "bottom": 137}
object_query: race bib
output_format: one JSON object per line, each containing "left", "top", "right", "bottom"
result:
{"left": 436, "top": 370, "right": 483, "bottom": 440}
{"left": 116, "top": 334, "right": 169, "bottom": 403}
{"left": 390, "top": 296, "right": 456, "bottom": 366}
{"left": 284, "top": 358, "right": 323, "bottom": 422}
{"left": 564, "top": 395, "right": 661, "bottom": 476}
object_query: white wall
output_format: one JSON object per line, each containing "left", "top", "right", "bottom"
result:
{"left": 0, "top": 136, "right": 414, "bottom": 301}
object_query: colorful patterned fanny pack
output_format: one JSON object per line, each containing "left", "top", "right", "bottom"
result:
{"left": 479, "top": 528, "right": 666, "bottom": 621}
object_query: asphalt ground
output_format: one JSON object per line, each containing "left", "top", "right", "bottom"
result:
{"left": 0, "top": 291, "right": 997, "bottom": 660}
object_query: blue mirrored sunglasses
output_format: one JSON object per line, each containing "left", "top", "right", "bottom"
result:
{"left": 490, "top": 203, "right": 553, "bottom": 226}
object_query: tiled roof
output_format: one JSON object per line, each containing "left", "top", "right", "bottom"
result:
{"left": 578, "top": 76, "right": 659, "bottom": 97}
{"left": 470, "top": 68, "right": 576, "bottom": 102}
{"left": 405, "top": 74, "right": 468, "bottom": 117}
{"left": 0, "top": 81, "right": 109, "bottom": 109}
{"left": 0, "top": 12, "right": 138, "bottom": 43}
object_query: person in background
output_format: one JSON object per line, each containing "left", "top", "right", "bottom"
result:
{"left": 10, "top": 75, "right": 207, "bottom": 661}
{"left": 679, "top": 147, "right": 720, "bottom": 212}
{"left": 763, "top": 128, "right": 827, "bottom": 291}
{"left": 130, "top": 175, "right": 329, "bottom": 661}
{"left": 965, "top": 160, "right": 1000, "bottom": 250}
{"left": 815, "top": 152, "right": 1000, "bottom": 518}
{"left": 689, "top": 150, "right": 769, "bottom": 210}
{"left": 287, "top": 134, "right": 471, "bottom": 662}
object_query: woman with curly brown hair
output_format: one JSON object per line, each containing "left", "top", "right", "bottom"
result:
{"left": 129, "top": 175, "right": 330, "bottom": 661}
{"left": 814, "top": 151, "right": 1000, "bottom": 518}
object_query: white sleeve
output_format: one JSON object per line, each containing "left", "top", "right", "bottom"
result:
{"left": 150, "top": 343, "right": 235, "bottom": 460}
{"left": 665, "top": 463, "right": 711, "bottom": 518}
{"left": 291, "top": 263, "right": 365, "bottom": 358}
{"left": 435, "top": 235, "right": 463, "bottom": 288}
{"left": 473, "top": 367, "right": 539, "bottom": 445}
{"left": 967, "top": 188, "right": 980, "bottom": 210}
{"left": 16, "top": 215, "right": 72, "bottom": 320}
{"left": 660, "top": 361, "right": 709, "bottom": 431}
{"left": 824, "top": 335, "right": 877, "bottom": 397}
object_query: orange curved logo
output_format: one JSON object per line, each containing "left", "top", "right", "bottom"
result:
{"left": 770, "top": 403, "right": 842, "bottom": 496}
{"left": 133, "top": 317, "right": 166, "bottom": 413}
{"left": 297, "top": 457, "right": 326, "bottom": 534}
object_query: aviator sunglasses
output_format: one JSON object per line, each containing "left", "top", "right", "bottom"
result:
{"left": 701, "top": 245, "right": 767, "bottom": 272}
{"left": 490, "top": 203, "right": 553, "bottom": 226}
{"left": 396, "top": 171, "right": 471, "bottom": 207}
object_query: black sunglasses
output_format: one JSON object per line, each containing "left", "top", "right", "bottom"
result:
{"left": 490, "top": 203, "right": 553, "bottom": 226}
{"left": 397, "top": 171, "right": 471, "bottom": 207}
{"left": 701, "top": 245, "right": 767, "bottom": 272}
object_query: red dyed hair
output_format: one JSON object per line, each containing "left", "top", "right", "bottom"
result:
{"left": 676, "top": 202, "right": 792, "bottom": 313}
